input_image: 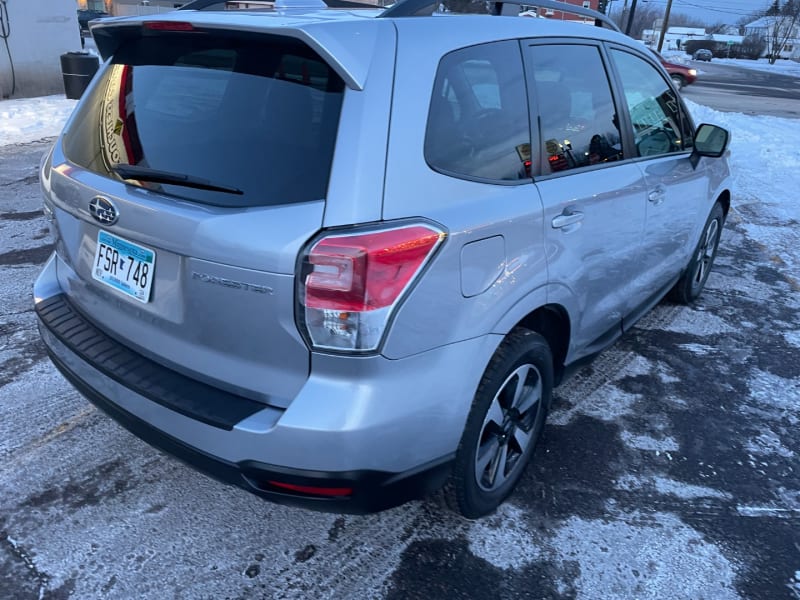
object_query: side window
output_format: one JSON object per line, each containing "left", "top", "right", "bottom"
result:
{"left": 527, "top": 44, "right": 623, "bottom": 175}
{"left": 609, "top": 49, "right": 694, "bottom": 157}
{"left": 425, "top": 41, "right": 531, "bottom": 182}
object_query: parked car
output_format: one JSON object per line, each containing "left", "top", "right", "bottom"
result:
{"left": 35, "top": 0, "right": 731, "bottom": 518}
{"left": 77, "top": 9, "right": 110, "bottom": 36}
{"left": 650, "top": 49, "right": 698, "bottom": 89}
{"left": 693, "top": 49, "right": 713, "bottom": 62}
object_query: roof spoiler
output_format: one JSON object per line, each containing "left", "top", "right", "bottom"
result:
{"left": 380, "top": 0, "right": 621, "bottom": 31}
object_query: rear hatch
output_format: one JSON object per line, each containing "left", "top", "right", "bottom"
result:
{"left": 46, "top": 19, "right": 351, "bottom": 407}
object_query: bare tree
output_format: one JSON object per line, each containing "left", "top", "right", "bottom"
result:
{"left": 667, "top": 13, "right": 707, "bottom": 29}
{"left": 706, "top": 22, "right": 732, "bottom": 35}
{"left": 762, "top": 0, "right": 800, "bottom": 64}
{"left": 740, "top": 33, "right": 768, "bottom": 59}
{"left": 611, "top": 5, "right": 661, "bottom": 40}
{"left": 766, "top": 0, "right": 781, "bottom": 15}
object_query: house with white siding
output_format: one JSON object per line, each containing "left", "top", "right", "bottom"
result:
{"left": 744, "top": 15, "right": 800, "bottom": 60}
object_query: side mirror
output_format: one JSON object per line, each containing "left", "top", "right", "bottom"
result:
{"left": 690, "top": 123, "right": 730, "bottom": 168}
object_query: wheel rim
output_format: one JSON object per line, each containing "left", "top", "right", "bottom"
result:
{"left": 672, "top": 76, "right": 683, "bottom": 90}
{"left": 691, "top": 217, "right": 720, "bottom": 292}
{"left": 474, "top": 363, "right": 542, "bottom": 492}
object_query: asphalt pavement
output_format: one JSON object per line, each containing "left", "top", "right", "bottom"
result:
{"left": 682, "top": 60, "right": 800, "bottom": 118}
{"left": 1, "top": 131, "right": 799, "bottom": 599}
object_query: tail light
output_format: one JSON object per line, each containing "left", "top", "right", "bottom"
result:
{"left": 298, "top": 224, "right": 445, "bottom": 352}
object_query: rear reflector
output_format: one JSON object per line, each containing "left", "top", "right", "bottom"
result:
{"left": 268, "top": 481, "right": 353, "bottom": 497}
{"left": 144, "top": 21, "right": 196, "bottom": 31}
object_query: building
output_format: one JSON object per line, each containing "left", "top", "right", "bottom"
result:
{"left": 103, "top": 0, "right": 188, "bottom": 16}
{"left": 77, "top": 0, "right": 111, "bottom": 10}
{"left": 641, "top": 26, "right": 706, "bottom": 51}
{"left": 744, "top": 15, "right": 800, "bottom": 60}
{"left": 522, "top": 1, "right": 600, "bottom": 22}
{"left": 0, "top": 0, "right": 80, "bottom": 98}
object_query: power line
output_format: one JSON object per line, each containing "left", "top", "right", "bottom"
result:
{"left": 636, "top": 0, "right": 770, "bottom": 16}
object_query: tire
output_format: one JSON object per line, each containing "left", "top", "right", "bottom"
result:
{"left": 444, "top": 329, "right": 553, "bottom": 519}
{"left": 671, "top": 202, "right": 724, "bottom": 304}
{"left": 671, "top": 74, "right": 685, "bottom": 90}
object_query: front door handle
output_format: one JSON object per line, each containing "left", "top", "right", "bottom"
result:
{"left": 552, "top": 211, "right": 584, "bottom": 229}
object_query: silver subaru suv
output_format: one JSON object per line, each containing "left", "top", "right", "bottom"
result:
{"left": 35, "top": 0, "right": 731, "bottom": 518}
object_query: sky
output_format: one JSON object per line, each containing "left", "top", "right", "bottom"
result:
{"left": 611, "top": 0, "right": 773, "bottom": 26}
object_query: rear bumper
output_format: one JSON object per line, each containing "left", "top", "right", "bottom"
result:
{"left": 35, "top": 253, "right": 499, "bottom": 512}
{"left": 44, "top": 340, "right": 452, "bottom": 513}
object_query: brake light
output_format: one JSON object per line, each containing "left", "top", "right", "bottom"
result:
{"left": 299, "top": 224, "right": 445, "bottom": 352}
{"left": 144, "top": 21, "right": 195, "bottom": 31}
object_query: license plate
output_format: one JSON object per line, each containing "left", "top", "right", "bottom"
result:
{"left": 92, "top": 231, "right": 156, "bottom": 303}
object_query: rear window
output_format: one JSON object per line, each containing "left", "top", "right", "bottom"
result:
{"left": 63, "top": 32, "right": 345, "bottom": 207}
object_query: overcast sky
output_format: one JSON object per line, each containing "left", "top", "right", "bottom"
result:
{"left": 611, "top": 0, "right": 773, "bottom": 25}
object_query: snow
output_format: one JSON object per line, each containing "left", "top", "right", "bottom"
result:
{"left": 683, "top": 98, "right": 800, "bottom": 278}
{"left": 0, "top": 95, "right": 77, "bottom": 147}
{"left": 660, "top": 50, "right": 800, "bottom": 78}
{"left": 551, "top": 512, "right": 739, "bottom": 600}
{"left": 712, "top": 57, "right": 800, "bottom": 78}
{"left": 683, "top": 98, "right": 800, "bottom": 215}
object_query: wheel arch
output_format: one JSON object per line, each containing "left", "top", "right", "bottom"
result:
{"left": 716, "top": 189, "right": 731, "bottom": 218}
{"left": 511, "top": 304, "right": 571, "bottom": 387}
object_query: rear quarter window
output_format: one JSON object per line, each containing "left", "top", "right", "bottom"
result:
{"left": 62, "top": 32, "right": 345, "bottom": 208}
{"left": 424, "top": 41, "right": 532, "bottom": 183}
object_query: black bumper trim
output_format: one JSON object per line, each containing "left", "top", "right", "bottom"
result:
{"left": 35, "top": 294, "right": 265, "bottom": 431}
{"left": 44, "top": 341, "right": 453, "bottom": 514}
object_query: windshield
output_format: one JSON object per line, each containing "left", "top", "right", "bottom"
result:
{"left": 63, "top": 32, "right": 345, "bottom": 208}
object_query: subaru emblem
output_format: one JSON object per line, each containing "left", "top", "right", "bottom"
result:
{"left": 89, "top": 196, "right": 119, "bottom": 226}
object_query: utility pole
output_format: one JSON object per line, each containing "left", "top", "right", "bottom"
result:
{"left": 657, "top": 0, "right": 674, "bottom": 52}
{"left": 624, "top": 0, "right": 638, "bottom": 35}
{"left": 619, "top": 0, "right": 628, "bottom": 31}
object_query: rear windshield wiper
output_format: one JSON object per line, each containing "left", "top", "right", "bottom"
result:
{"left": 112, "top": 164, "right": 244, "bottom": 195}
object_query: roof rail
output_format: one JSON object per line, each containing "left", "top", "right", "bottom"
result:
{"left": 379, "top": 0, "right": 621, "bottom": 32}
{"left": 179, "top": 0, "right": 377, "bottom": 10}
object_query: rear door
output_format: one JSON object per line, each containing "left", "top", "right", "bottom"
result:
{"left": 524, "top": 41, "right": 648, "bottom": 358}
{"left": 49, "top": 26, "right": 347, "bottom": 406}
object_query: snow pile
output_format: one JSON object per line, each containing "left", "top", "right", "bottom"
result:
{"left": 685, "top": 98, "right": 800, "bottom": 211}
{"left": 0, "top": 95, "right": 77, "bottom": 147}
{"left": 713, "top": 57, "right": 800, "bottom": 78}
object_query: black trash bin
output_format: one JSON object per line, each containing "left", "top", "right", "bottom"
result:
{"left": 60, "top": 52, "right": 100, "bottom": 100}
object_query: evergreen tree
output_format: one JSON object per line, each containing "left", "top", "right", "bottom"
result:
{"left": 766, "top": 0, "right": 781, "bottom": 15}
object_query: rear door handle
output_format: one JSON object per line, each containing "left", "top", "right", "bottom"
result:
{"left": 648, "top": 186, "right": 666, "bottom": 205}
{"left": 552, "top": 211, "right": 584, "bottom": 229}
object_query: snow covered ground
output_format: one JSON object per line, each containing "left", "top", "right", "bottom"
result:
{"left": 0, "top": 95, "right": 77, "bottom": 147}
{"left": 660, "top": 50, "right": 800, "bottom": 78}
{"left": 685, "top": 98, "right": 800, "bottom": 278}
{"left": 708, "top": 57, "right": 800, "bottom": 78}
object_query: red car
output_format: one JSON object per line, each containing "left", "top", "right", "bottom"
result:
{"left": 650, "top": 49, "right": 698, "bottom": 90}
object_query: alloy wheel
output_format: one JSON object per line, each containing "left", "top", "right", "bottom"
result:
{"left": 474, "top": 363, "right": 542, "bottom": 492}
